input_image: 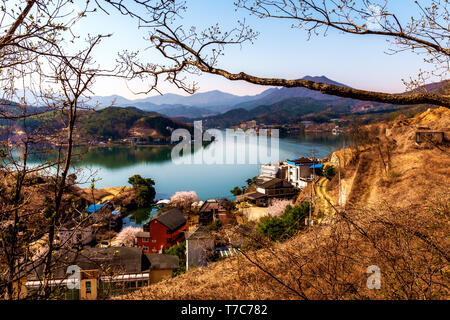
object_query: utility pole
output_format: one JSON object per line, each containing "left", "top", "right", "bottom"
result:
{"left": 307, "top": 148, "right": 317, "bottom": 228}
{"left": 338, "top": 141, "right": 346, "bottom": 208}
{"left": 338, "top": 155, "right": 341, "bottom": 206}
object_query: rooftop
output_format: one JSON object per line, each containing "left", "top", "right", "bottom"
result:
{"left": 153, "top": 208, "right": 186, "bottom": 232}
{"left": 199, "top": 201, "right": 225, "bottom": 213}
{"left": 86, "top": 203, "right": 105, "bottom": 213}
{"left": 258, "top": 177, "right": 293, "bottom": 189}
{"left": 146, "top": 254, "right": 179, "bottom": 270}
{"left": 28, "top": 247, "right": 148, "bottom": 280}
{"left": 285, "top": 157, "right": 317, "bottom": 166}
{"left": 245, "top": 192, "right": 267, "bottom": 200}
{"left": 186, "top": 227, "right": 212, "bottom": 240}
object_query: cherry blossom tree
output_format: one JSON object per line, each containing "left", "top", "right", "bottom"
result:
{"left": 113, "top": 226, "right": 143, "bottom": 247}
{"left": 169, "top": 191, "right": 200, "bottom": 209}
{"left": 268, "top": 199, "right": 293, "bottom": 218}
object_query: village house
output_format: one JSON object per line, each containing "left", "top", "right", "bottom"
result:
{"left": 258, "top": 163, "right": 281, "bottom": 183}
{"left": 185, "top": 227, "right": 215, "bottom": 271}
{"left": 256, "top": 177, "right": 298, "bottom": 197}
{"left": 25, "top": 247, "right": 179, "bottom": 300}
{"left": 198, "top": 199, "right": 228, "bottom": 226}
{"left": 85, "top": 201, "right": 119, "bottom": 225}
{"left": 137, "top": 208, "right": 188, "bottom": 254}
{"left": 239, "top": 120, "right": 257, "bottom": 130}
{"left": 146, "top": 254, "right": 179, "bottom": 284}
{"left": 57, "top": 220, "right": 95, "bottom": 248}
{"left": 240, "top": 177, "right": 298, "bottom": 207}
{"left": 283, "top": 157, "right": 320, "bottom": 188}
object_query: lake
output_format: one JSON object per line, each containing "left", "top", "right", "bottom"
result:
{"left": 70, "top": 131, "right": 345, "bottom": 200}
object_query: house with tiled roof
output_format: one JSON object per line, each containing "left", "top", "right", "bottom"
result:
{"left": 25, "top": 247, "right": 179, "bottom": 300}
{"left": 238, "top": 177, "right": 298, "bottom": 207}
{"left": 198, "top": 199, "right": 227, "bottom": 226}
{"left": 283, "top": 157, "right": 320, "bottom": 188}
{"left": 137, "top": 208, "right": 188, "bottom": 254}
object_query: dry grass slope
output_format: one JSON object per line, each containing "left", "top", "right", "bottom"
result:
{"left": 118, "top": 107, "right": 450, "bottom": 300}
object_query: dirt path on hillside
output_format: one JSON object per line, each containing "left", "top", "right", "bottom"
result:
{"left": 314, "top": 177, "right": 335, "bottom": 221}
{"left": 346, "top": 151, "right": 379, "bottom": 206}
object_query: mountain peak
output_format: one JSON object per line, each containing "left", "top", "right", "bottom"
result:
{"left": 301, "top": 75, "right": 350, "bottom": 88}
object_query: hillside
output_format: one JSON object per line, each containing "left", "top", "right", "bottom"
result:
{"left": 119, "top": 107, "right": 449, "bottom": 300}
{"left": 202, "top": 97, "right": 351, "bottom": 128}
{"left": 7, "top": 106, "right": 192, "bottom": 144}
{"left": 76, "top": 107, "right": 191, "bottom": 141}
{"left": 327, "top": 107, "right": 450, "bottom": 208}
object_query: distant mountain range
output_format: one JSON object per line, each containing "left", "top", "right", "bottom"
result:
{"left": 4, "top": 76, "right": 448, "bottom": 123}
{"left": 83, "top": 76, "right": 353, "bottom": 118}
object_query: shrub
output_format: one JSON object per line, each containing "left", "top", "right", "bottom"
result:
{"left": 128, "top": 174, "right": 156, "bottom": 207}
{"left": 256, "top": 215, "right": 286, "bottom": 242}
{"left": 230, "top": 186, "right": 244, "bottom": 196}
{"left": 256, "top": 202, "right": 310, "bottom": 242}
{"left": 282, "top": 202, "right": 310, "bottom": 237}
{"left": 165, "top": 241, "right": 186, "bottom": 276}
{"left": 323, "top": 165, "right": 336, "bottom": 179}
{"left": 205, "top": 220, "right": 222, "bottom": 231}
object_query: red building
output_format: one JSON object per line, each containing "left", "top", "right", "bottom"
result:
{"left": 136, "top": 208, "right": 188, "bottom": 254}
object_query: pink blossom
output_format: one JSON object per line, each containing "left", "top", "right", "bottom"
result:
{"left": 267, "top": 199, "right": 293, "bottom": 218}
{"left": 169, "top": 191, "right": 200, "bottom": 209}
{"left": 114, "top": 226, "right": 143, "bottom": 247}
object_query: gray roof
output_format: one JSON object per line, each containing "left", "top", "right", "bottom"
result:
{"left": 245, "top": 192, "right": 267, "bottom": 200}
{"left": 199, "top": 201, "right": 226, "bottom": 213}
{"left": 28, "top": 247, "right": 148, "bottom": 280}
{"left": 146, "top": 254, "right": 179, "bottom": 270}
{"left": 186, "top": 227, "right": 212, "bottom": 240}
{"left": 258, "top": 178, "right": 293, "bottom": 189}
{"left": 154, "top": 208, "right": 186, "bottom": 232}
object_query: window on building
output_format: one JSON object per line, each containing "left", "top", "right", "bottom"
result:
{"left": 86, "top": 281, "right": 91, "bottom": 294}
{"left": 142, "top": 237, "right": 149, "bottom": 242}
{"left": 151, "top": 240, "right": 156, "bottom": 243}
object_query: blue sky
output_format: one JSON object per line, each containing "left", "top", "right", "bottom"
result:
{"left": 61, "top": 0, "right": 439, "bottom": 99}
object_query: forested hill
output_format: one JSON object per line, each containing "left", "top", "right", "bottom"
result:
{"left": 15, "top": 106, "right": 192, "bottom": 142}
{"left": 201, "top": 97, "right": 352, "bottom": 128}
{"left": 78, "top": 107, "right": 192, "bottom": 140}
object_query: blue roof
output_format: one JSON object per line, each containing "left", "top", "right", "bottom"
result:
{"left": 287, "top": 159, "right": 319, "bottom": 166}
{"left": 86, "top": 204, "right": 105, "bottom": 213}
{"left": 310, "top": 164, "right": 324, "bottom": 169}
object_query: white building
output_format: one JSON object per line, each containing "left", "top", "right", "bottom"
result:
{"left": 283, "top": 157, "right": 317, "bottom": 189}
{"left": 258, "top": 164, "right": 280, "bottom": 183}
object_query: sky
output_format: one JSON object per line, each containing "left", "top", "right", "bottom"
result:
{"left": 34, "top": 1, "right": 444, "bottom": 99}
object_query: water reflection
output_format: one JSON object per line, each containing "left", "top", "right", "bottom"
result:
{"left": 18, "top": 132, "right": 346, "bottom": 200}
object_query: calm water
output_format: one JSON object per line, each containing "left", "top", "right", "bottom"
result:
{"left": 68, "top": 132, "right": 344, "bottom": 200}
